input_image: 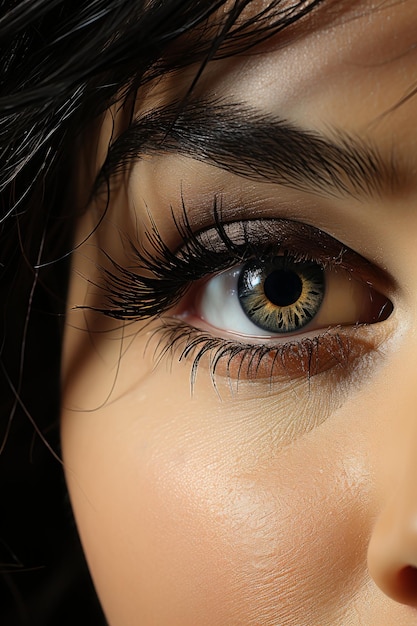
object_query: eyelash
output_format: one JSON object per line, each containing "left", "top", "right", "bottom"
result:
{"left": 90, "top": 198, "right": 392, "bottom": 386}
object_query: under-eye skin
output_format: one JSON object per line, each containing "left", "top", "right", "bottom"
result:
{"left": 89, "top": 202, "right": 394, "bottom": 385}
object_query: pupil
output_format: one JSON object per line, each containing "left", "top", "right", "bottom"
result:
{"left": 264, "top": 269, "right": 303, "bottom": 307}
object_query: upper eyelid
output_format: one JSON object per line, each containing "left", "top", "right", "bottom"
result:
{"left": 171, "top": 217, "right": 394, "bottom": 290}
{"left": 89, "top": 210, "right": 395, "bottom": 326}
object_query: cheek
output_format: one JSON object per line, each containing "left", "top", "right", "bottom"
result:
{"left": 62, "top": 372, "right": 371, "bottom": 626}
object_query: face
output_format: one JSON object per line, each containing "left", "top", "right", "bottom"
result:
{"left": 61, "top": 1, "right": 417, "bottom": 624}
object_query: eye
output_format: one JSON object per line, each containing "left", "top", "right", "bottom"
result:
{"left": 180, "top": 253, "right": 391, "bottom": 341}
{"left": 93, "top": 213, "right": 394, "bottom": 384}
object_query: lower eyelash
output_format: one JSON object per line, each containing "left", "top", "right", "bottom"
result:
{"left": 148, "top": 318, "right": 366, "bottom": 389}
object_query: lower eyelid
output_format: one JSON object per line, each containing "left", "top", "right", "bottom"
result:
{"left": 150, "top": 319, "right": 390, "bottom": 385}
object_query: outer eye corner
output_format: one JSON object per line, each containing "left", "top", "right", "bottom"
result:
{"left": 372, "top": 293, "right": 394, "bottom": 324}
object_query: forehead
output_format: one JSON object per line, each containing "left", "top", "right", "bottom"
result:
{"left": 137, "top": 0, "right": 417, "bottom": 180}
{"left": 144, "top": 0, "right": 417, "bottom": 146}
{"left": 206, "top": 1, "right": 416, "bottom": 107}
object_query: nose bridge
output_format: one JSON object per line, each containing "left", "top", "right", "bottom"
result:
{"left": 367, "top": 345, "right": 417, "bottom": 607}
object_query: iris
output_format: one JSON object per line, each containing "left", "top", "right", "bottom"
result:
{"left": 237, "top": 256, "right": 325, "bottom": 333}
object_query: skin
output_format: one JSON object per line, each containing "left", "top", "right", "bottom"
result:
{"left": 61, "top": 1, "right": 417, "bottom": 623}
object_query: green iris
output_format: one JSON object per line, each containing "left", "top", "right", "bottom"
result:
{"left": 237, "top": 256, "right": 325, "bottom": 333}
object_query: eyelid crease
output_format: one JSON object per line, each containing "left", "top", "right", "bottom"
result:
{"left": 190, "top": 217, "right": 375, "bottom": 279}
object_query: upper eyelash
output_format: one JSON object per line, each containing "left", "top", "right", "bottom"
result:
{"left": 91, "top": 198, "right": 235, "bottom": 320}
{"left": 86, "top": 196, "right": 377, "bottom": 323}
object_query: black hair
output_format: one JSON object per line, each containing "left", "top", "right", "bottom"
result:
{"left": 0, "top": 1, "right": 325, "bottom": 623}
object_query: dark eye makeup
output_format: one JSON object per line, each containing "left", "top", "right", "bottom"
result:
{"left": 86, "top": 199, "right": 394, "bottom": 386}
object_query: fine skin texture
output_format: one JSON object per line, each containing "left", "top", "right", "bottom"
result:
{"left": 62, "top": 1, "right": 417, "bottom": 624}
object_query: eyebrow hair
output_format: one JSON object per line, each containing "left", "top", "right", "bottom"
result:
{"left": 98, "top": 99, "right": 395, "bottom": 199}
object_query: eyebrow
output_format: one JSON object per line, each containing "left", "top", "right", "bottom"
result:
{"left": 98, "top": 99, "right": 395, "bottom": 199}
